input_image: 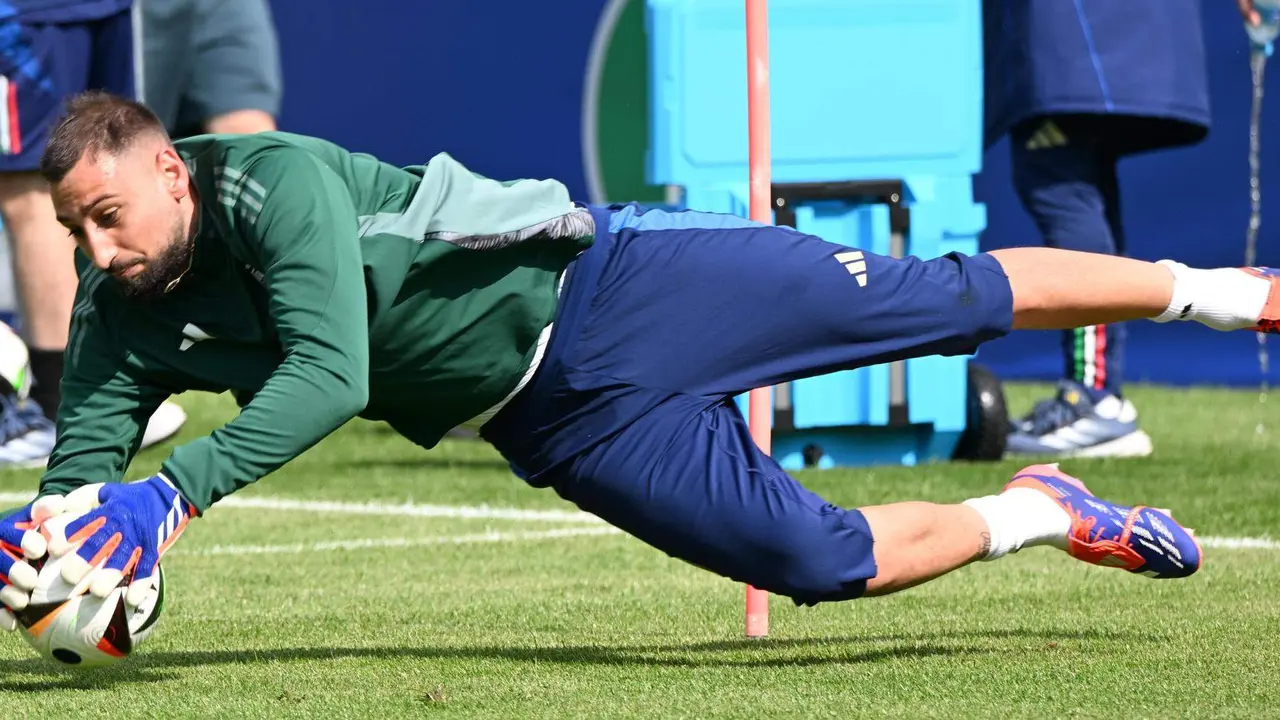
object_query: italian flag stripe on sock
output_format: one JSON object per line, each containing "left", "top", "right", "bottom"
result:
{"left": 1073, "top": 325, "right": 1107, "bottom": 391}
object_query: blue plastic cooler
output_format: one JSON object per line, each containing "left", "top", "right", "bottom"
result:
{"left": 644, "top": 0, "right": 1003, "bottom": 469}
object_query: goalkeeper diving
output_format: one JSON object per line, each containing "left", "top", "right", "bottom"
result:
{"left": 3, "top": 92, "right": 1273, "bottom": 627}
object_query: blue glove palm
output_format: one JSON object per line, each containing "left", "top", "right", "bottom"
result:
{"left": 46, "top": 474, "right": 196, "bottom": 609}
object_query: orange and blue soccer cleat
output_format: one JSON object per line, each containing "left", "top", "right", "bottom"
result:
{"left": 1005, "top": 464, "right": 1202, "bottom": 579}
{"left": 1242, "top": 267, "right": 1280, "bottom": 334}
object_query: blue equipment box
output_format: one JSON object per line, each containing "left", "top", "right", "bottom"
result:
{"left": 644, "top": 0, "right": 991, "bottom": 469}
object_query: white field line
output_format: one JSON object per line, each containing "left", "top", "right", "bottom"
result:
{"left": 0, "top": 492, "right": 604, "bottom": 524}
{"left": 1198, "top": 536, "right": 1280, "bottom": 551}
{"left": 208, "top": 496, "right": 607, "bottom": 523}
{"left": 0, "top": 491, "right": 1277, "bottom": 552}
{"left": 179, "top": 526, "right": 623, "bottom": 557}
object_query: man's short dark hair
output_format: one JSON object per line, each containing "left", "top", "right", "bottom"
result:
{"left": 40, "top": 91, "right": 170, "bottom": 184}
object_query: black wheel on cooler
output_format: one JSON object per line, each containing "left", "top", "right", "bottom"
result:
{"left": 952, "top": 361, "right": 1009, "bottom": 461}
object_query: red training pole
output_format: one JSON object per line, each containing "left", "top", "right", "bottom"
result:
{"left": 744, "top": 0, "right": 771, "bottom": 640}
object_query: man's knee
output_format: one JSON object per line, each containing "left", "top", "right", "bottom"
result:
{"left": 904, "top": 252, "right": 1015, "bottom": 356}
{"left": 744, "top": 506, "right": 878, "bottom": 606}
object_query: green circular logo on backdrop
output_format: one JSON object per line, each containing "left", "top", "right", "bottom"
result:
{"left": 583, "top": 0, "right": 667, "bottom": 205}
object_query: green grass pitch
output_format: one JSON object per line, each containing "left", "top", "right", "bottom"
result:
{"left": 1, "top": 383, "right": 1278, "bottom": 718}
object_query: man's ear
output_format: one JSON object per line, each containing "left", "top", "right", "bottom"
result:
{"left": 157, "top": 146, "right": 189, "bottom": 200}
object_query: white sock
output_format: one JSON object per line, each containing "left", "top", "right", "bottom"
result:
{"left": 963, "top": 488, "right": 1072, "bottom": 561}
{"left": 1152, "top": 260, "right": 1271, "bottom": 330}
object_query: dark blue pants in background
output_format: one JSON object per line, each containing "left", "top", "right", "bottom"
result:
{"left": 0, "top": 8, "right": 135, "bottom": 172}
{"left": 1010, "top": 114, "right": 1131, "bottom": 397}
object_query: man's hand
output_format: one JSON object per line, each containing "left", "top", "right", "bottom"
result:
{"left": 45, "top": 474, "right": 196, "bottom": 610}
{"left": 0, "top": 495, "right": 67, "bottom": 630}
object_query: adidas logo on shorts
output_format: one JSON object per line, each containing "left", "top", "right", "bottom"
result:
{"left": 834, "top": 251, "right": 868, "bottom": 287}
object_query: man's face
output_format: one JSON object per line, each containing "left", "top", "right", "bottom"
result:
{"left": 51, "top": 140, "right": 193, "bottom": 298}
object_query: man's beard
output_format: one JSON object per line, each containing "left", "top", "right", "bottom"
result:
{"left": 118, "top": 224, "right": 194, "bottom": 299}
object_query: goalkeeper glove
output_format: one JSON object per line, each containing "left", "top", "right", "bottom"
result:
{"left": 46, "top": 473, "right": 196, "bottom": 610}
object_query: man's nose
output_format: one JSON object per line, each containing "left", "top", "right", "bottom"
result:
{"left": 83, "top": 231, "right": 118, "bottom": 271}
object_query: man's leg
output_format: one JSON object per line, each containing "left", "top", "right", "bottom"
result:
{"left": 990, "top": 245, "right": 1273, "bottom": 335}
{"left": 546, "top": 395, "right": 1196, "bottom": 606}
{"left": 1006, "top": 116, "right": 1147, "bottom": 458}
{"left": 0, "top": 172, "right": 77, "bottom": 406}
{"left": 856, "top": 502, "right": 991, "bottom": 595}
{"left": 862, "top": 459, "right": 1201, "bottom": 595}
{"left": 0, "top": 14, "right": 138, "bottom": 421}
{"left": 0, "top": 19, "right": 98, "bottom": 463}
{"left": 569, "top": 205, "right": 1272, "bottom": 403}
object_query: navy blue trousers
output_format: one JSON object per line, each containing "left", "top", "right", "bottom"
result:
{"left": 482, "top": 204, "right": 1015, "bottom": 605}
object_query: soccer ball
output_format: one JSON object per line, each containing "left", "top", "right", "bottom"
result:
{"left": 13, "top": 553, "right": 165, "bottom": 668}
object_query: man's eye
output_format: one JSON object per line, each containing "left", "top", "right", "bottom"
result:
{"left": 99, "top": 210, "right": 118, "bottom": 227}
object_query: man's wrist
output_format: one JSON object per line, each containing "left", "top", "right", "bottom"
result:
{"left": 152, "top": 469, "right": 201, "bottom": 517}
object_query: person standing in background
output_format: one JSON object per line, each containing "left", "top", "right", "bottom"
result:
{"left": 138, "top": 0, "right": 281, "bottom": 139}
{"left": 0, "top": 0, "right": 186, "bottom": 468}
{"left": 984, "top": 0, "right": 1212, "bottom": 458}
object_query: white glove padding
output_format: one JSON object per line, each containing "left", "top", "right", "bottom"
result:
{"left": 0, "top": 494, "right": 69, "bottom": 620}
